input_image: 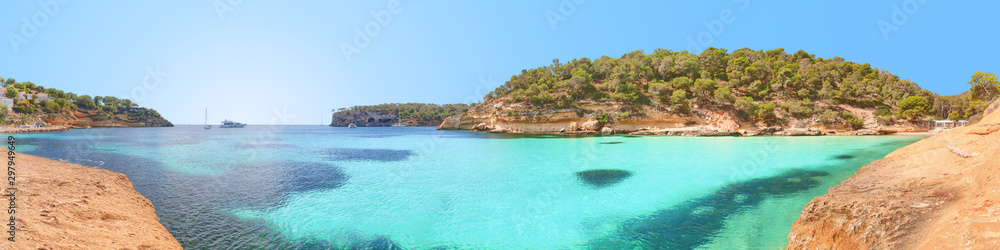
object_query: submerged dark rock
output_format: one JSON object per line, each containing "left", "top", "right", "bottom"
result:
{"left": 321, "top": 148, "right": 414, "bottom": 162}
{"left": 589, "top": 169, "right": 829, "bottom": 249}
{"left": 219, "top": 161, "right": 349, "bottom": 207}
{"left": 290, "top": 235, "right": 404, "bottom": 250}
{"left": 576, "top": 169, "right": 633, "bottom": 188}
{"left": 233, "top": 142, "right": 298, "bottom": 149}
{"left": 349, "top": 235, "right": 405, "bottom": 250}
{"left": 833, "top": 154, "right": 855, "bottom": 160}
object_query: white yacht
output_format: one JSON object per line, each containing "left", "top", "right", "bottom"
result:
{"left": 348, "top": 123, "right": 357, "bottom": 128}
{"left": 219, "top": 119, "right": 247, "bottom": 128}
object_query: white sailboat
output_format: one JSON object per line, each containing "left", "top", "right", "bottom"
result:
{"left": 204, "top": 108, "right": 211, "bottom": 129}
{"left": 391, "top": 108, "right": 407, "bottom": 127}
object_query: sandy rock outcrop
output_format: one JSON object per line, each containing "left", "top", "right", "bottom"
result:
{"left": 436, "top": 98, "right": 912, "bottom": 136}
{"left": 788, "top": 99, "right": 1000, "bottom": 249}
{"left": 567, "top": 121, "right": 580, "bottom": 132}
{"left": 9, "top": 152, "right": 182, "bottom": 249}
{"left": 627, "top": 125, "right": 739, "bottom": 136}
{"left": 581, "top": 120, "right": 601, "bottom": 131}
{"left": 437, "top": 99, "right": 714, "bottom": 134}
{"left": 40, "top": 109, "right": 173, "bottom": 128}
{"left": 773, "top": 128, "right": 824, "bottom": 136}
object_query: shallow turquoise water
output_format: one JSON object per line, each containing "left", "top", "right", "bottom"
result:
{"left": 8, "top": 126, "right": 924, "bottom": 249}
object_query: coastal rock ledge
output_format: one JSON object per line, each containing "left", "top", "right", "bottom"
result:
{"left": 788, "top": 99, "right": 1000, "bottom": 249}
{"left": 9, "top": 152, "right": 182, "bottom": 249}
{"left": 436, "top": 100, "right": 925, "bottom": 136}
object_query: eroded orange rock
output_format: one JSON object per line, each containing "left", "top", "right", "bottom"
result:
{"left": 788, "top": 99, "right": 1000, "bottom": 249}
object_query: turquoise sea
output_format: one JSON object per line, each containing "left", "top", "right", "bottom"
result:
{"left": 11, "top": 126, "right": 924, "bottom": 249}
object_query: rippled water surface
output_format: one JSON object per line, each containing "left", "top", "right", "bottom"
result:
{"left": 9, "top": 126, "right": 925, "bottom": 249}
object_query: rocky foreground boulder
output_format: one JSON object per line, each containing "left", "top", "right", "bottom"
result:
{"left": 11, "top": 152, "right": 181, "bottom": 249}
{"left": 788, "top": 99, "right": 1000, "bottom": 249}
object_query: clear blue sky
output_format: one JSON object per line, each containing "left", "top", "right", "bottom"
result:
{"left": 2, "top": 1, "right": 997, "bottom": 125}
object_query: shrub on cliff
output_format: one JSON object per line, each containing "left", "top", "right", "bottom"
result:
{"left": 596, "top": 110, "right": 609, "bottom": 124}
{"left": 756, "top": 102, "right": 776, "bottom": 120}
{"left": 616, "top": 112, "right": 630, "bottom": 121}
{"left": 671, "top": 90, "right": 689, "bottom": 113}
{"left": 713, "top": 87, "right": 733, "bottom": 105}
{"left": 842, "top": 112, "right": 864, "bottom": 129}
{"left": 969, "top": 71, "right": 999, "bottom": 102}
{"left": 784, "top": 99, "right": 812, "bottom": 119}
{"left": 898, "top": 96, "right": 931, "bottom": 120}
{"left": 734, "top": 97, "right": 754, "bottom": 118}
{"left": 818, "top": 109, "right": 840, "bottom": 125}
{"left": 949, "top": 111, "right": 962, "bottom": 121}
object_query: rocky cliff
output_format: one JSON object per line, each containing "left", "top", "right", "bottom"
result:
{"left": 10, "top": 151, "right": 182, "bottom": 249}
{"left": 330, "top": 103, "right": 470, "bottom": 127}
{"left": 437, "top": 98, "right": 925, "bottom": 136}
{"left": 787, "top": 99, "right": 1000, "bottom": 249}
{"left": 37, "top": 108, "right": 173, "bottom": 128}
{"left": 330, "top": 110, "right": 413, "bottom": 127}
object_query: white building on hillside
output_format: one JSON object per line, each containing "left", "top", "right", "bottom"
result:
{"left": 0, "top": 97, "right": 13, "bottom": 111}
{"left": 930, "top": 119, "right": 970, "bottom": 128}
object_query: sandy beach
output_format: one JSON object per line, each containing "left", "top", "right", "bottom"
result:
{"left": 5, "top": 150, "right": 181, "bottom": 249}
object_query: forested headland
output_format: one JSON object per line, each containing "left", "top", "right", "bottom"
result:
{"left": 330, "top": 103, "right": 471, "bottom": 127}
{"left": 0, "top": 76, "right": 173, "bottom": 127}
{"left": 440, "top": 48, "right": 999, "bottom": 134}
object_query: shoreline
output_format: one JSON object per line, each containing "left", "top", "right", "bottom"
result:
{"left": 0, "top": 126, "right": 70, "bottom": 134}
{"left": 890, "top": 131, "right": 940, "bottom": 136}
{"left": 0, "top": 124, "right": 181, "bottom": 134}
{"left": 435, "top": 113, "right": 934, "bottom": 137}
{"left": 438, "top": 128, "right": 934, "bottom": 137}
{"left": 7, "top": 150, "right": 182, "bottom": 249}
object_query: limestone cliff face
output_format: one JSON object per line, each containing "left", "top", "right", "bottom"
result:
{"left": 788, "top": 99, "right": 1000, "bottom": 249}
{"left": 437, "top": 98, "right": 924, "bottom": 135}
{"left": 12, "top": 152, "right": 182, "bottom": 249}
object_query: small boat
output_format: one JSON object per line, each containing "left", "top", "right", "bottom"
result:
{"left": 204, "top": 108, "right": 212, "bottom": 129}
{"left": 220, "top": 119, "right": 247, "bottom": 128}
{"left": 348, "top": 123, "right": 357, "bottom": 128}
{"left": 391, "top": 123, "right": 406, "bottom": 127}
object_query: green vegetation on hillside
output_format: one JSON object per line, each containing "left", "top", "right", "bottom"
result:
{"left": 0, "top": 76, "right": 167, "bottom": 125}
{"left": 483, "top": 48, "right": 996, "bottom": 124}
{"left": 333, "top": 103, "right": 471, "bottom": 125}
